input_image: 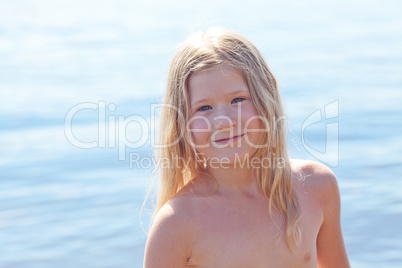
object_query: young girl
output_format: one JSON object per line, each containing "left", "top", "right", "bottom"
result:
{"left": 144, "top": 28, "right": 350, "bottom": 268}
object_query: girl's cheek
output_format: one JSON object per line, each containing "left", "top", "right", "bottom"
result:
{"left": 242, "top": 105, "right": 264, "bottom": 130}
{"left": 189, "top": 116, "right": 211, "bottom": 130}
{"left": 189, "top": 116, "right": 212, "bottom": 143}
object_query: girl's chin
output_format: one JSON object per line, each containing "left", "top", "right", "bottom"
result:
{"left": 201, "top": 151, "right": 252, "bottom": 167}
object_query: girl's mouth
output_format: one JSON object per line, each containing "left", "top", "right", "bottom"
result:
{"left": 214, "top": 133, "right": 245, "bottom": 145}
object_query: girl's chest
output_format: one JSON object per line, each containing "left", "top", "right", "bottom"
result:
{"left": 187, "top": 196, "right": 322, "bottom": 267}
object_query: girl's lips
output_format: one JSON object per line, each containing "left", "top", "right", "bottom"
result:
{"left": 214, "top": 134, "right": 245, "bottom": 145}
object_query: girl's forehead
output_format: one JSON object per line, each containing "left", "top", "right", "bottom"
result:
{"left": 190, "top": 62, "right": 245, "bottom": 85}
{"left": 189, "top": 65, "right": 247, "bottom": 93}
{"left": 187, "top": 66, "right": 250, "bottom": 112}
{"left": 192, "top": 62, "right": 240, "bottom": 77}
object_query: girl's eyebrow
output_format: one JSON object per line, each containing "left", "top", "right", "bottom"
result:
{"left": 191, "top": 97, "right": 211, "bottom": 108}
{"left": 190, "top": 89, "right": 248, "bottom": 108}
{"left": 191, "top": 98, "right": 213, "bottom": 107}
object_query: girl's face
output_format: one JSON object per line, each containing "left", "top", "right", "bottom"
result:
{"left": 187, "top": 63, "right": 264, "bottom": 165}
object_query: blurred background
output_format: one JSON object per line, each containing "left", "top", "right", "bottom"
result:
{"left": 0, "top": 0, "right": 401, "bottom": 267}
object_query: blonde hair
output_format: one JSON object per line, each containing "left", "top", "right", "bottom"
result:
{"left": 154, "top": 27, "right": 301, "bottom": 249}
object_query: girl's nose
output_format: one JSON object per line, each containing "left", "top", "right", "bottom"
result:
{"left": 213, "top": 113, "right": 238, "bottom": 130}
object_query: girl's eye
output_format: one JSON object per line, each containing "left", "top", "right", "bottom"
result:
{"left": 197, "top": 105, "right": 212, "bottom": 112}
{"left": 232, "top": 97, "right": 246, "bottom": 104}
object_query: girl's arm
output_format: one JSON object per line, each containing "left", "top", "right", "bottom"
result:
{"left": 315, "top": 164, "right": 350, "bottom": 268}
{"left": 143, "top": 200, "right": 193, "bottom": 268}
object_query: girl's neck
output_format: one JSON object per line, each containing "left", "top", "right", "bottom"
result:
{"left": 205, "top": 164, "right": 258, "bottom": 195}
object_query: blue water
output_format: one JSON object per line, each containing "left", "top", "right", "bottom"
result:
{"left": 1, "top": 0, "right": 401, "bottom": 267}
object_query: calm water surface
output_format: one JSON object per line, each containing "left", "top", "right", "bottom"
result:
{"left": 1, "top": 0, "right": 401, "bottom": 267}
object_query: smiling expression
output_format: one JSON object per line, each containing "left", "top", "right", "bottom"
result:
{"left": 187, "top": 63, "right": 264, "bottom": 163}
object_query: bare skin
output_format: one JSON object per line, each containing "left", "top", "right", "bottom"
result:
{"left": 145, "top": 65, "right": 349, "bottom": 267}
{"left": 143, "top": 159, "right": 350, "bottom": 268}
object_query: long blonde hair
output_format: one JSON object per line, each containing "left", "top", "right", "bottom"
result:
{"left": 154, "top": 27, "right": 301, "bottom": 248}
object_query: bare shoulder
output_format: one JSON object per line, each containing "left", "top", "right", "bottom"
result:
{"left": 144, "top": 187, "right": 201, "bottom": 267}
{"left": 153, "top": 193, "right": 198, "bottom": 231}
{"left": 290, "top": 160, "right": 350, "bottom": 267}
{"left": 149, "top": 175, "right": 210, "bottom": 231}
{"left": 290, "top": 158, "right": 339, "bottom": 203}
{"left": 290, "top": 158, "right": 336, "bottom": 180}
